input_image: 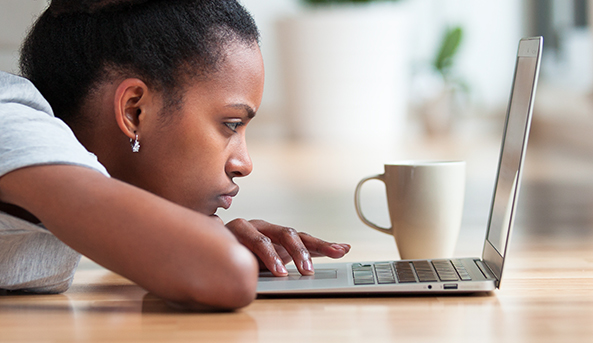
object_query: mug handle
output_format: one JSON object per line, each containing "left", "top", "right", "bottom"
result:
{"left": 354, "top": 174, "right": 392, "bottom": 235}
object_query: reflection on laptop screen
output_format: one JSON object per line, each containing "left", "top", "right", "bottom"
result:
{"left": 486, "top": 42, "right": 540, "bottom": 256}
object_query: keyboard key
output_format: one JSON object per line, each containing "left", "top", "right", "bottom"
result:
{"left": 354, "top": 277, "right": 376, "bottom": 285}
{"left": 394, "top": 262, "right": 417, "bottom": 283}
{"left": 459, "top": 273, "right": 472, "bottom": 281}
{"left": 377, "top": 277, "right": 396, "bottom": 284}
{"left": 432, "top": 260, "right": 459, "bottom": 281}
{"left": 374, "top": 263, "right": 396, "bottom": 284}
{"left": 451, "top": 260, "right": 472, "bottom": 280}
{"left": 451, "top": 260, "right": 472, "bottom": 281}
{"left": 353, "top": 271, "right": 373, "bottom": 278}
{"left": 413, "top": 261, "right": 438, "bottom": 282}
{"left": 352, "top": 264, "right": 376, "bottom": 285}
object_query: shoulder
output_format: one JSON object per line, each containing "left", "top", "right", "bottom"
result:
{"left": 0, "top": 71, "right": 53, "bottom": 117}
{"left": 0, "top": 71, "right": 110, "bottom": 178}
{"left": 0, "top": 71, "right": 73, "bottom": 154}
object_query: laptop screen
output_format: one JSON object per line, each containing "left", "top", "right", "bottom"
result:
{"left": 484, "top": 38, "right": 542, "bottom": 270}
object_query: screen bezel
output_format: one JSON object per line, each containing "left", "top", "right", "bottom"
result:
{"left": 482, "top": 37, "right": 543, "bottom": 287}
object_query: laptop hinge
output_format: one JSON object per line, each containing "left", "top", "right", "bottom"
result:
{"left": 476, "top": 260, "right": 499, "bottom": 287}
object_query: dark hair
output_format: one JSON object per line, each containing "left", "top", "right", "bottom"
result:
{"left": 20, "top": 0, "right": 260, "bottom": 127}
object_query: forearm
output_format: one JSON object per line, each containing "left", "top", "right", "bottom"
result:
{"left": 0, "top": 165, "right": 258, "bottom": 310}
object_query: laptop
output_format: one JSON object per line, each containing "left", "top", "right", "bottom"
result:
{"left": 257, "top": 37, "right": 543, "bottom": 295}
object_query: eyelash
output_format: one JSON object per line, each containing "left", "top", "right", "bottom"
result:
{"left": 225, "top": 122, "right": 244, "bottom": 132}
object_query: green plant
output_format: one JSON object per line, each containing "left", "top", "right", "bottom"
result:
{"left": 433, "top": 26, "right": 463, "bottom": 83}
{"left": 303, "top": 0, "right": 399, "bottom": 4}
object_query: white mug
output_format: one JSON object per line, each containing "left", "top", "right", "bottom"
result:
{"left": 354, "top": 161, "right": 466, "bottom": 260}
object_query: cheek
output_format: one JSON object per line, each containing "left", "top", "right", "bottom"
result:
{"left": 169, "top": 126, "right": 229, "bottom": 183}
{"left": 165, "top": 118, "right": 214, "bottom": 161}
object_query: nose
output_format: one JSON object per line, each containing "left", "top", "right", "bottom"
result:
{"left": 226, "top": 139, "right": 253, "bottom": 178}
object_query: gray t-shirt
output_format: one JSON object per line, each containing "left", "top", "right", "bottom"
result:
{"left": 0, "top": 71, "right": 109, "bottom": 293}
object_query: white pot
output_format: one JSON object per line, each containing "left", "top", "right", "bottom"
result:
{"left": 277, "top": 2, "right": 412, "bottom": 147}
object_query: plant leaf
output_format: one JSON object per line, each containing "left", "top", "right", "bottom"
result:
{"left": 434, "top": 26, "right": 463, "bottom": 76}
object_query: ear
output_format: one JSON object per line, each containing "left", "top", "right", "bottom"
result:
{"left": 113, "top": 78, "right": 151, "bottom": 140}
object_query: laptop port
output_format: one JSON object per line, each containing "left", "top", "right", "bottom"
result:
{"left": 444, "top": 284, "right": 458, "bottom": 290}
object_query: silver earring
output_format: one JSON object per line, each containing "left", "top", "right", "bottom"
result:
{"left": 130, "top": 134, "right": 140, "bottom": 153}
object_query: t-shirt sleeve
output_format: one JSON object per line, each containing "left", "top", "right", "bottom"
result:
{"left": 0, "top": 72, "right": 109, "bottom": 178}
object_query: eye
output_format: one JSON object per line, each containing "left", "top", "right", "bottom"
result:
{"left": 225, "top": 121, "right": 244, "bottom": 132}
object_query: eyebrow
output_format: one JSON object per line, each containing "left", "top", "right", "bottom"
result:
{"left": 226, "top": 104, "right": 257, "bottom": 119}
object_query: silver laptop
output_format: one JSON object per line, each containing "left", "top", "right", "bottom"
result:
{"left": 257, "top": 37, "right": 543, "bottom": 295}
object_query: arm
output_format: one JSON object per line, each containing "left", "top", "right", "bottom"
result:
{"left": 0, "top": 164, "right": 258, "bottom": 310}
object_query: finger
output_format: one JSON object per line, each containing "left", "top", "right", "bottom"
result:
{"left": 298, "top": 232, "right": 352, "bottom": 258}
{"left": 226, "top": 219, "right": 288, "bottom": 277}
{"left": 271, "top": 243, "right": 293, "bottom": 265}
{"left": 252, "top": 221, "right": 314, "bottom": 276}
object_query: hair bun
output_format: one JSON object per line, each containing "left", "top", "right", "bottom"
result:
{"left": 49, "top": 0, "right": 151, "bottom": 15}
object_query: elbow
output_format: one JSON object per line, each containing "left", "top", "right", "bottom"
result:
{"left": 212, "top": 243, "right": 259, "bottom": 310}
{"left": 170, "top": 243, "right": 259, "bottom": 311}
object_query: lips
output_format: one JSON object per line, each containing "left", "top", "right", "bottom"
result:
{"left": 219, "top": 187, "right": 239, "bottom": 210}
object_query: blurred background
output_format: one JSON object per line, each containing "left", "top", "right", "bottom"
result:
{"left": 1, "top": 0, "right": 592, "bottom": 260}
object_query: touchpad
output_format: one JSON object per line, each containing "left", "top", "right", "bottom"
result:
{"left": 258, "top": 269, "right": 338, "bottom": 281}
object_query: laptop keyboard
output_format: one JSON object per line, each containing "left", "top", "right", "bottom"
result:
{"left": 352, "top": 260, "right": 472, "bottom": 285}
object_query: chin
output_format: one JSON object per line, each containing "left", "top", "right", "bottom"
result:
{"left": 177, "top": 198, "right": 216, "bottom": 215}
{"left": 196, "top": 204, "right": 219, "bottom": 217}
{"left": 196, "top": 207, "right": 217, "bottom": 216}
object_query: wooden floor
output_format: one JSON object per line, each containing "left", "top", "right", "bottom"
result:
{"left": 1, "top": 127, "right": 593, "bottom": 342}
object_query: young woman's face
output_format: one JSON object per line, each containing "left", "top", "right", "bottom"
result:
{"left": 134, "top": 42, "right": 264, "bottom": 216}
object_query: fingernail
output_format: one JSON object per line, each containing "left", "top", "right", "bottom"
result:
{"left": 276, "top": 261, "right": 287, "bottom": 274}
{"left": 331, "top": 244, "right": 345, "bottom": 251}
{"left": 302, "top": 260, "right": 313, "bottom": 272}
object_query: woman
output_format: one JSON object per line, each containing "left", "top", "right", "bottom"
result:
{"left": 0, "top": 0, "right": 350, "bottom": 310}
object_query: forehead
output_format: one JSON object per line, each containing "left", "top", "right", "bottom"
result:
{"left": 210, "top": 42, "right": 264, "bottom": 89}
{"left": 181, "top": 42, "right": 264, "bottom": 107}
